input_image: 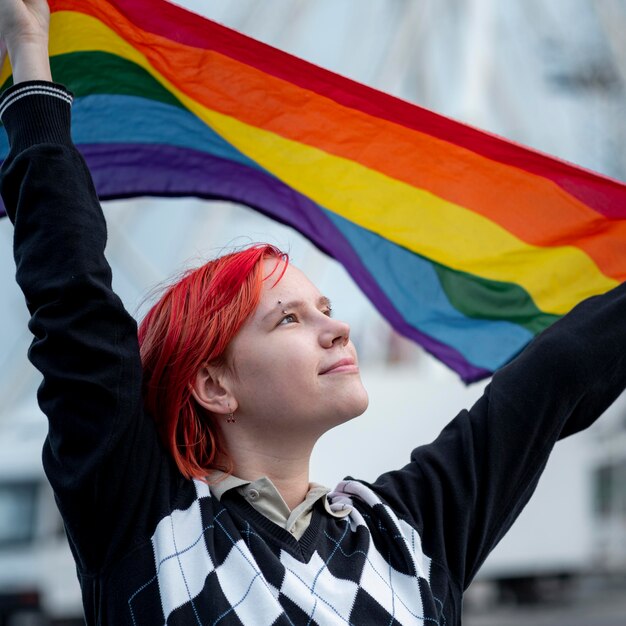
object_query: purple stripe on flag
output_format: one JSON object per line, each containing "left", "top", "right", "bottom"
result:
{"left": 78, "top": 142, "right": 488, "bottom": 382}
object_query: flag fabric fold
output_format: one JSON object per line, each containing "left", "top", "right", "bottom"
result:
{"left": 1, "top": 0, "right": 625, "bottom": 381}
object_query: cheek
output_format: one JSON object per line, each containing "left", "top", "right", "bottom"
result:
{"left": 232, "top": 345, "right": 317, "bottom": 405}
{"left": 235, "top": 328, "right": 314, "bottom": 378}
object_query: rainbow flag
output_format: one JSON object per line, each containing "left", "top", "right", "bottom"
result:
{"left": 1, "top": 0, "right": 625, "bottom": 382}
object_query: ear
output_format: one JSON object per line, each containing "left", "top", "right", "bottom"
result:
{"left": 190, "top": 364, "right": 238, "bottom": 416}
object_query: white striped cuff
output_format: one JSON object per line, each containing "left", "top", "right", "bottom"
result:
{"left": 0, "top": 83, "right": 73, "bottom": 121}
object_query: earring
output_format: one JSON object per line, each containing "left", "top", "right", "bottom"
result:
{"left": 226, "top": 410, "right": 236, "bottom": 424}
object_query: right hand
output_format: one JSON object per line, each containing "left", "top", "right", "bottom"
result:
{"left": 0, "top": 0, "right": 50, "bottom": 48}
{"left": 0, "top": 0, "right": 51, "bottom": 83}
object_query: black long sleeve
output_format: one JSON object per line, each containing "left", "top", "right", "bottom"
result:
{"left": 371, "top": 277, "right": 626, "bottom": 604}
{"left": 0, "top": 82, "right": 178, "bottom": 577}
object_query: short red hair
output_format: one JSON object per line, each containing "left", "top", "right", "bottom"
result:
{"left": 138, "top": 244, "right": 287, "bottom": 479}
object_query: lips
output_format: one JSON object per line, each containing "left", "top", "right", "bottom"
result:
{"left": 319, "top": 358, "right": 358, "bottom": 375}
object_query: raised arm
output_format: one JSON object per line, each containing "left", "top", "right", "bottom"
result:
{"left": 0, "top": 0, "right": 172, "bottom": 575}
{"left": 369, "top": 280, "right": 626, "bottom": 601}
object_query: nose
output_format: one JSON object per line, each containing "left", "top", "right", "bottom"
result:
{"left": 320, "top": 316, "right": 350, "bottom": 348}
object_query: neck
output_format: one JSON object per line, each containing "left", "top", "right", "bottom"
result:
{"left": 219, "top": 430, "right": 316, "bottom": 510}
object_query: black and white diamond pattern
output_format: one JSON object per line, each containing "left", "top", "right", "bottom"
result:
{"left": 134, "top": 479, "right": 437, "bottom": 625}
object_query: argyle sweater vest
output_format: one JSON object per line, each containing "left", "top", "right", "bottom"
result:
{"left": 121, "top": 478, "right": 441, "bottom": 625}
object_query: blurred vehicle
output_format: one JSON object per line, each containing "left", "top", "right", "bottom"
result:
{"left": 0, "top": 412, "right": 82, "bottom": 626}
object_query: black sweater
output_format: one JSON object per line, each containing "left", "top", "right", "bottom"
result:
{"left": 2, "top": 81, "right": 626, "bottom": 625}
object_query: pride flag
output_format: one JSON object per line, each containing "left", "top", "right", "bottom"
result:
{"left": 1, "top": 0, "right": 625, "bottom": 382}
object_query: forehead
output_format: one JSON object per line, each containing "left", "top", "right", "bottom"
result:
{"left": 259, "top": 260, "right": 321, "bottom": 304}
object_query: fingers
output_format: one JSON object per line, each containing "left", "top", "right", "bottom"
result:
{"left": 0, "top": 0, "right": 51, "bottom": 46}
{"left": 0, "top": 0, "right": 51, "bottom": 84}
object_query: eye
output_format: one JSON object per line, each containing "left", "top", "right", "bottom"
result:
{"left": 323, "top": 305, "right": 333, "bottom": 317}
{"left": 278, "top": 313, "right": 298, "bottom": 325}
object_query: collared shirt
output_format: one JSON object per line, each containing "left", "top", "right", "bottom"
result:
{"left": 208, "top": 472, "right": 352, "bottom": 540}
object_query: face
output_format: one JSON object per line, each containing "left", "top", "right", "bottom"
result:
{"left": 223, "top": 260, "right": 369, "bottom": 437}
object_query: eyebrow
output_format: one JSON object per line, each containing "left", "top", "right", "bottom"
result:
{"left": 262, "top": 296, "right": 332, "bottom": 321}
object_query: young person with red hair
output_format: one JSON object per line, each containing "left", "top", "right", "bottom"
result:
{"left": 2, "top": 1, "right": 625, "bottom": 624}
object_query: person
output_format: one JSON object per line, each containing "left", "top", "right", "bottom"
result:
{"left": 1, "top": 1, "right": 625, "bottom": 624}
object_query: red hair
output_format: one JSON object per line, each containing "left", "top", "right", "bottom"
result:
{"left": 138, "top": 244, "right": 287, "bottom": 480}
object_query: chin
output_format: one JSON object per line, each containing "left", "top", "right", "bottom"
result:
{"left": 336, "top": 387, "right": 370, "bottom": 424}
{"left": 354, "top": 388, "right": 370, "bottom": 416}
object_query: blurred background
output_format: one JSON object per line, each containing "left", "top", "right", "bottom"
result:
{"left": 0, "top": 0, "right": 625, "bottom": 624}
